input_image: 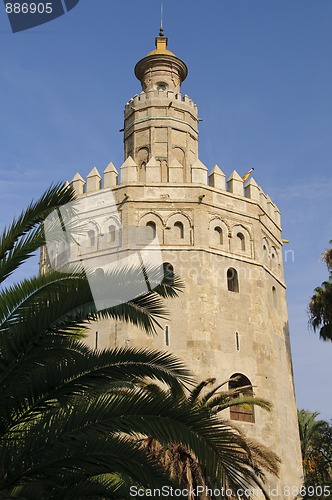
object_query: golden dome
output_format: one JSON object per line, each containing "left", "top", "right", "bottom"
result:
{"left": 147, "top": 47, "right": 176, "bottom": 57}
{"left": 146, "top": 36, "right": 176, "bottom": 57}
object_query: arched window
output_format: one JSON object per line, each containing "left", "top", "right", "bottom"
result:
{"left": 146, "top": 221, "right": 157, "bottom": 239}
{"left": 227, "top": 268, "right": 239, "bottom": 293}
{"left": 174, "top": 221, "right": 184, "bottom": 239}
{"left": 272, "top": 286, "right": 277, "bottom": 307}
{"left": 228, "top": 373, "right": 254, "bottom": 423}
{"left": 88, "top": 230, "right": 95, "bottom": 247}
{"left": 163, "top": 262, "right": 174, "bottom": 285}
{"left": 108, "top": 225, "right": 116, "bottom": 243}
{"left": 214, "top": 226, "right": 223, "bottom": 245}
{"left": 237, "top": 232, "right": 245, "bottom": 251}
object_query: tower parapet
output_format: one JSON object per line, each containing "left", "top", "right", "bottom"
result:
{"left": 69, "top": 164, "right": 282, "bottom": 229}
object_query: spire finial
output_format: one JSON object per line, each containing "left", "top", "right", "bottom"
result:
{"left": 159, "top": 3, "right": 164, "bottom": 37}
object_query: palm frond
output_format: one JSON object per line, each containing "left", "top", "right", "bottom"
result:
{"left": 0, "top": 183, "right": 75, "bottom": 285}
{"left": 0, "top": 347, "right": 193, "bottom": 433}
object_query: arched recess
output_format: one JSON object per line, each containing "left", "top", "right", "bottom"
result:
{"left": 165, "top": 212, "right": 192, "bottom": 246}
{"left": 139, "top": 212, "right": 164, "bottom": 244}
{"left": 137, "top": 147, "right": 149, "bottom": 182}
{"left": 100, "top": 216, "right": 122, "bottom": 250}
{"left": 231, "top": 225, "right": 251, "bottom": 256}
{"left": 146, "top": 221, "right": 157, "bottom": 239}
{"left": 209, "top": 219, "right": 229, "bottom": 250}
{"left": 172, "top": 147, "right": 185, "bottom": 166}
{"left": 79, "top": 221, "right": 100, "bottom": 254}
{"left": 174, "top": 221, "right": 184, "bottom": 239}
{"left": 228, "top": 373, "right": 255, "bottom": 423}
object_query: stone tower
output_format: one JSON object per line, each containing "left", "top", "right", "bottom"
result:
{"left": 42, "top": 29, "right": 303, "bottom": 495}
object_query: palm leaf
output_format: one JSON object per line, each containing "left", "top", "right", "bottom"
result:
{"left": 0, "top": 183, "right": 75, "bottom": 285}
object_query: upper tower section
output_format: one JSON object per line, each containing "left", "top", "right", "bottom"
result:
{"left": 134, "top": 28, "right": 188, "bottom": 93}
{"left": 124, "top": 29, "right": 199, "bottom": 183}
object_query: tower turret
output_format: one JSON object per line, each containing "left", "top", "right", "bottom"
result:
{"left": 124, "top": 30, "right": 199, "bottom": 183}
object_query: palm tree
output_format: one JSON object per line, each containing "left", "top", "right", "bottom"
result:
{"left": 298, "top": 409, "right": 332, "bottom": 485}
{"left": 141, "top": 378, "right": 279, "bottom": 499}
{"left": 0, "top": 183, "right": 279, "bottom": 499}
{"left": 0, "top": 183, "right": 186, "bottom": 498}
{"left": 309, "top": 241, "right": 332, "bottom": 341}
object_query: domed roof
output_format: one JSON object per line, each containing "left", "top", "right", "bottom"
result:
{"left": 146, "top": 47, "right": 176, "bottom": 57}
{"left": 145, "top": 29, "right": 177, "bottom": 58}
{"left": 134, "top": 30, "right": 188, "bottom": 88}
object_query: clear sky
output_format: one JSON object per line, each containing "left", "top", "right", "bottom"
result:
{"left": 0, "top": 0, "right": 331, "bottom": 419}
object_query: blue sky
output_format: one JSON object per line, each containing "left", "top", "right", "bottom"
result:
{"left": 0, "top": 0, "right": 331, "bottom": 419}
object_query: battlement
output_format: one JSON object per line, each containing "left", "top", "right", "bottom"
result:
{"left": 70, "top": 159, "right": 281, "bottom": 226}
{"left": 125, "top": 91, "right": 197, "bottom": 111}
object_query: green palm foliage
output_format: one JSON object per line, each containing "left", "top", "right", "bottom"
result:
{"left": 0, "top": 184, "right": 280, "bottom": 499}
{"left": 141, "top": 378, "right": 279, "bottom": 499}
{"left": 0, "top": 183, "right": 189, "bottom": 498}
{"left": 309, "top": 241, "right": 332, "bottom": 341}
{"left": 297, "top": 410, "right": 332, "bottom": 497}
{"left": 187, "top": 376, "right": 271, "bottom": 415}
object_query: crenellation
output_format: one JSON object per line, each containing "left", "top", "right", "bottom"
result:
{"left": 86, "top": 167, "right": 102, "bottom": 193}
{"left": 120, "top": 156, "right": 138, "bottom": 184}
{"left": 274, "top": 206, "right": 281, "bottom": 227}
{"left": 168, "top": 158, "right": 184, "bottom": 183}
{"left": 244, "top": 177, "right": 260, "bottom": 202}
{"left": 132, "top": 94, "right": 141, "bottom": 105}
{"left": 208, "top": 164, "right": 226, "bottom": 190}
{"left": 71, "top": 165, "right": 280, "bottom": 224}
{"left": 227, "top": 170, "right": 244, "bottom": 196}
{"left": 71, "top": 172, "right": 85, "bottom": 196}
{"left": 125, "top": 89, "right": 197, "bottom": 110}
{"left": 266, "top": 195, "right": 275, "bottom": 218}
{"left": 259, "top": 189, "right": 269, "bottom": 212}
{"left": 145, "top": 157, "right": 161, "bottom": 183}
{"left": 103, "top": 162, "right": 118, "bottom": 188}
{"left": 191, "top": 159, "right": 208, "bottom": 184}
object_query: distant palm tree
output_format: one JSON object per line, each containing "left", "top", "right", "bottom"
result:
{"left": 297, "top": 410, "right": 332, "bottom": 482}
{"left": 309, "top": 241, "right": 332, "bottom": 341}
